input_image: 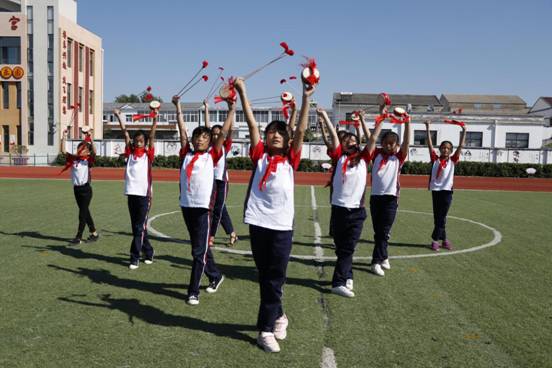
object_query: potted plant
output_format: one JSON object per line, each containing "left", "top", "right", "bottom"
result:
{"left": 10, "top": 144, "right": 29, "bottom": 165}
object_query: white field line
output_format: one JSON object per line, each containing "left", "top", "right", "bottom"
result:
{"left": 147, "top": 210, "right": 502, "bottom": 261}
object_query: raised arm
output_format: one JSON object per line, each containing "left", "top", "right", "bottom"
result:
{"left": 455, "top": 125, "right": 467, "bottom": 157}
{"left": 317, "top": 108, "right": 338, "bottom": 151}
{"left": 291, "top": 84, "right": 315, "bottom": 153}
{"left": 400, "top": 117, "right": 411, "bottom": 158}
{"left": 172, "top": 95, "right": 188, "bottom": 148}
{"left": 148, "top": 113, "right": 158, "bottom": 149}
{"left": 114, "top": 109, "right": 131, "bottom": 147}
{"left": 424, "top": 120, "right": 434, "bottom": 157}
{"left": 61, "top": 129, "right": 68, "bottom": 154}
{"left": 213, "top": 100, "right": 236, "bottom": 151}
{"left": 233, "top": 78, "right": 260, "bottom": 147}
{"left": 288, "top": 97, "right": 297, "bottom": 132}
{"left": 358, "top": 110, "right": 371, "bottom": 144}
{"left": 203, "top": 100, "right": 210, "bottom": 128}
{"left": 317, "top": 114, "right": 330, "bottom": 148}
{"left": 367, "top": 105, "right": 387, "bottom": 155}
{"left": 87, "top": 129, "right": 97, "bottom": 156}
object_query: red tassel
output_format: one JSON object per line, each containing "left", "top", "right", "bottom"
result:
{"left": 280, "top": 79, "right": 287, "bottom": 84}
{"left": 289, "top": 76, "right": 297, "bottom": 80}
{"left": 444, "top": 119, "right": 466, "bottom": 127}
{"left": 202, "top": 60, "right": 209, "bottom": 68}
{"left": 280, "top": 42, "right": 289, "bottom": 51}
{"left": 286, "top": 49, "right": 295, "bottom": 56}
{"left": 144, "top": 93, "right": 153, "bottom": 102}
{"left": 202, "top": 75, "right": 209, "bottom": 81}
{"left": 146, "top": 86, "right": 152, "bottom": 92}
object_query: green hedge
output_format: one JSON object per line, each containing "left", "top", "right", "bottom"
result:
{"left": 53, "top": 153, "right": 552, "bottom": 178}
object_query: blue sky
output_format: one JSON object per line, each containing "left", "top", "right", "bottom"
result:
{"left": 78, "top": 0, "right": 552, "bottom": 107}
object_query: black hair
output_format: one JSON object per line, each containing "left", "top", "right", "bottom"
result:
{"left": 76, "top": 141, "right": 92, "bottom": 152}
{"left": 264, "top": 120, "right": 291, "bottom": 151}
{"left": 337, "top": 130, "right": 348, "bottom": 140}
{"left": 192, "top": 126, "right": 212, "bottom": 141}
{"left": 211, "top": 124, "right": 223, "bottom": 131}
{"left": 133, "top": 130, "right": 148, "bottom": 145}
{"left": 341, "top": 132, "right": 361, "bottom": 167}
{"left": 381, "top": 131, "right": 400, "bottom": 145}
{"left": 440, "top": 140, "right": 454, "bottom": 150}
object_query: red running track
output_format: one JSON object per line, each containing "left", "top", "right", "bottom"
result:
{"left": 1, "top": 166, "right": 551, "bottom": 192}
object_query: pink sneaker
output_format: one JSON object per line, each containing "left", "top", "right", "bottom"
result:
{"left": 442, "top": 240, "right": 453, "bottom": 250}
{"left": 431, "top": 241, "right": 440, "bottom": 251}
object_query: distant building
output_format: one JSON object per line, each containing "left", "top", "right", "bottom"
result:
{"left": 0, "top": 0, "right": 103, "bottom": 162}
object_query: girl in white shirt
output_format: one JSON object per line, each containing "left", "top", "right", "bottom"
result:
{"left": 61, "top": 129, "right": 99, "bottom": 245}
{"left": 318, "top": 108, "right": 372, "bottom": 298}
{"left": 424, "top": 120, "right": 467, "bottom": 251}
{"left": 203, "top": 101, "right": 238, "bottom": 248}
{"left": 367, "top": 111, "right": 411, "bottom": 277}
{"left": 114, "top": 109, "right": 158, "bottom": 270}
{"left": 173, "top": 96, "right": 235, "bottom": 306}
{"left": 233, "top": 77, "right": 314, "bottom": 353}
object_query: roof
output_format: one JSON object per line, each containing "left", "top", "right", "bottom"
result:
{"left": 333, "top": 93, "right": 441, "bottom": 106}
{"left": 441, "top": 94, "right": 526, "bottom": 105}
{"left": 103, "top": 102, "right": 202, "bottom": 111}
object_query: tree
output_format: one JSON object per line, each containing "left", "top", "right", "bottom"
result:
{"left": 114, "top": 94, "right": 141, "bottom": 103}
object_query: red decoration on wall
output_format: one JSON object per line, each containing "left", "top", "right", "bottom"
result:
{"left": 9, "top": 16, "right": 20, "bottom": 30}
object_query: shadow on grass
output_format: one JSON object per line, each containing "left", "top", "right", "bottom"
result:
{"left": 0, "top": 230, "right": 71, "bottom": 243}
{"left": 58, "top": 293, "right": 256, "bottom": 345}
{"left": 24, "top": 244, "right": 127, "bottom": 266}
{"left": 48, "top": 264, "right": 187, "bottom": 299}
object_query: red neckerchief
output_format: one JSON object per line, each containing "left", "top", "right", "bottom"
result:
{"left": 132, "top": 147, "right": 146, "bottom": 160}
{"left": 341, "top": 148, "right": 360, "bottom": 182}
{"left": 436, "top": 156, "right": 449, "bottom": 179}
{"left": 60, "top": 143, "right": 90, "bottom": 173}
{"left": 378, "top": 151, "right": 393, "bottom": 172}
{"left": 259, "top": 154, "right": 287, "bottom": 191}
{"left": 185, "top": 151, "right": 202, "bottom": 192}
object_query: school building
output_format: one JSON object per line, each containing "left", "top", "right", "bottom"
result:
{"left": 0, "top": 0, "right": 102, "bottom": 162}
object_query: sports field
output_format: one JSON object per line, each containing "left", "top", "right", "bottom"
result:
{"left": 1, "top": 178, "right": 551, "bottom": 367}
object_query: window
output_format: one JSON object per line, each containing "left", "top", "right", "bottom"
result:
{"left": 125, "top": 115, "right": 132, "bottom": 123}
{"left": 473, "top": 103, "right": 482, "bottom": 110}
{"left": 27, "top": 6, "right": 33, "bottom": 34}
{"left": 67, "top": 83, "right": 72, "bottom": 108}
{"left": 271, "top": 111, "right": 284, "bottom": 121}
{"left": 414, "top": 130, "right": 437, "bottom": 145}
{"left": 253, "top": 111, "right": 269, "bottom": 123}
{"left": 218, "top": 111, "right": 228, "bottom": 122}
{"left": 67, "top": 39, "right": 72, "bottom": 67}
{"left": 2, "top": 82, "right": 9, "bottom": 109}
{"left": 47, "top": 6, "right": 54, "bottom": 34}
{"left": 89, "top": 90, "right": 94, "bottom": 111}
{"left": 89, "top": 49, "right": 94, "bottom": 76}
{"left": 16, "top": 83, "right": 21, "bottom": 109}
{"left": 464, "top": 131, "right": 483, "bottom": 147}
{"left": 209, "top": 111, "right": 217, "bottom": 122}
{"left": 78, "top": 87, "right": 83, "bottom": 111}
{"left": 78, "top": 45, "right": 83, "bottom": 72}
{"left": 505, "top": 133, "right": 529, "bottom": 149}
{"left": 3, "top": 125, "right": 9, "bottom": 152}
{"left": 47, "top": 34, "right": 53, "bottom": 76}
{"left": 0, "top": 37, "right": 21, "bottom": 64}
{"left": 183, "top": 111, "right": 198, "bottom": 122}
{"left": 493, "top": 103, "right": 502, "bottom": 110}
{"left": 235, "top": 111, "right": 246, "bottom": 122}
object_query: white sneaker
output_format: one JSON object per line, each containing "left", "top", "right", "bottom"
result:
{"left": 257, "top": 332, "right": 280, "bottom": 353}
{"left": 129, "top": 261, "right": 139, "bottom": 270}
{"left": 206, "top": 275, "right": 225, "bottom": 294}
{"left": 187, "top": 295, "right": 199, "bottom": 306}
{"left": 371, "top": 263, "right": 385, "bottom": 277}
{"left": 380, "top": 259, "right": 391, "bottom": 270}
{"left": 274, "top": 314, "right": 288, "bottom": 340}
{"left": 144, "top": 250, "right": 154, "bottom": 265}
{"left": 331, "top": 285, "right": 355, "bottom": 298}
{"left": 345, "top": 279, "right": 354, "bottom": 291}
